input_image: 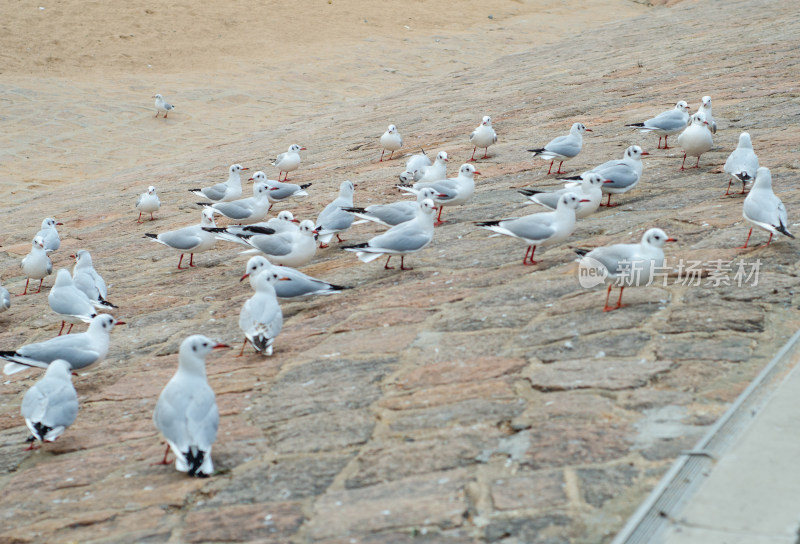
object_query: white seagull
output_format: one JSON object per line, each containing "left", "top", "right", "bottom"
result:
{"left": 145, "top": 209, "right": 217, "bottom": 269}
{"left": 189, "top": 164, "right": 248, "bottom": 203}
{"left": 740, "top": 167, "right": 794, "bottom": 248}
{"left": 212, "top": 220, "right": 318, "bottom": 268}
{"left": 153, "top": 93, "right": 175, "bottom": 118}
{"left": 575, "top": 228, "right": 676, "bottom": 311}
{"left": 697, "top": 95, "right": 717, "bottom": 133}
{"left": 249, "top": 171, "right": 311, "bottom": 206}
{"left": 1, "top": 314, "right": 124, "bottom": 375}
{"left": 724, "top": 132, "right": 759, "bottom": 195}
{"left": 272, "top": 144, "right": 306, "bottom": 181}
{"left": 36, "top": 218, "right": 63, "bottom": 253}
{"left": 399, "top": 150, "right": 432, "bottom": 182}
{"left": 72, "top": 249, "right": 117, "bottom": 310}
{"left": 241, "top": 256, "right": 351, "bottom": 299}
{"left": 199, "top": 182, "right": 273, "bottom": 224}
{"left": 380, "top": 124, "right": 403, "bottom": 161}
{"left": 341, "top": 187, "right": 440, "bottom": 227}
{"left": 477, "top": 193, "right": 585, "bottom": 265}
{"left": 48, "top": 269, "right": 99, "bottom": 336}
{"left": 21, "top": 360, "right": 79, "bottom": 450}
{"left": 343, "top": 199, "right": 437, "bottom": 270}
{"left": 398, "top": 163, "right": 479, "bottom": 226}
{"left": 625, "top": 101, "right": 690, "bottom": 149}
{"left": 136, "top": 186, "right": 161, "bottom": 223}
{"left": 238, "top": 269, "right": 284, "bottom": 356}
{"left": 316, "top": 181, "right": 355, "bottom": 247}
{"left": 677, "top": 112, "right": 713, "bottom": 170}
{"left": 560, "top": 145, "right": 648, "bottom": 207}
{"left": 416, "top": 151, "right": 449, "bottom": 183}
{"left": 153, "top": 335, "right": 227, "bottom": 477}
{"left": 528, "top": 122, "right": 591, "bottom": 174}
{"left": 469, "top": 115, "right": 498, "bottom": 161}
{"left": 19, "top": 236, "right": 53, "bottom": 295}
{"left": 519, "top": 172, "right": 609, "bottom": 219}
{"left": 0, "top": 277, "right": 10, "bottom": 313}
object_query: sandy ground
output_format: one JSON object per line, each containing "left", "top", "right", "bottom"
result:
{"left": 0, "top": 0, "right": 646, "bottom": 193}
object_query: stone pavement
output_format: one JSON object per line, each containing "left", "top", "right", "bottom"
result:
{"left": 1, "top": 0, "right": 800, "bottom": 543}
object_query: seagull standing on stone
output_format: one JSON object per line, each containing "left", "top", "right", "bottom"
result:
{"left": 398, "top": 163, "right": 479, "bottom": 226}
{"left": 48, "top": 269, "right": 99, "bottom": 335}
{"left": 153, "top": 335, "right": 227, "bottom": 477}
{"left": 316, "top": 181, "right": 355, "bottom": 248}
{"left": 20, "top": 360, "right": 79, "bottom": 450}
{"left": 560, "top": 145, "right": 648, "bottom": 207}
{"left": 249, "top": 171, "right": 311, "bottom": 207}
{"left": 528, "top": 122, "right": 591, "bottom": 174}
{"left": 677, "top": 112, "right": 713, "bottom": 170}
{"left": 575, "top": 228, "right": 676, "bottom": 312}
{"left": 272, "top": 144, "right": 306, "bottom": 181}
{"left": 380, "top": 124, "right": 403, "bottom": 161}
{"left": 145, "top": 209, "right": 217, "bottom": 269}
{"left": 19, "top": 236, "right": 53, "bottom": 295}
{"left": 469, "top": 116, "right": 498, "bottom": 161}
{"left": 189, "top": 164, "right": 248, "bottom": 203}
{"left": 153, "top": 94, "right": 175, "bottom": 118}
{"left": 724, "top": 132, "right": 759, "bottom": 195}
{"left": 136, "top": 186, "right": 161, "bottom": 223}
{"left": 71, "top": 249, "right": 117, "bottom": 310}
{"left": 36, "top": 218, "right": 63, "bottom": 253}
{"left": 238, "top": 269, "right": 285, "bottom": 357}
{"left": 739, "top": 167, "right": 794, "bottom": 248}
{"left": 211, "top": 220, "right": 318, "bottom": 268}
{"left": 477, "top": 193, "right": 585, "bottom": 265}
{"left": 199, "top": 182, "right": 273, "bottom": 225}
{"left": 341, "top": 187, "right": 441, "bottom": 227}
{"left": 697, "top": 95, "right": 717, "bottom": 133}
{"left": 519, "top": 172, "right": 608, "bottom": 219}
{"left": 625, "top": 100, "right": 690, "bottom": 149}
{"left": 416, "top": 151, "right": 449, "bottom": 183}
{"left": 241, "top": 256, "right": 351, "bottom": 299}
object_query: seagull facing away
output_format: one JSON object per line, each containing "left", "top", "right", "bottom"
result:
{"left": 477, "top": 193, "right": 586, "bottom": 265}
{"left": 316, "top": 181, "right": 355, "bottom": 248}
{"left": 71, "top": 249, "right": 118, "bottom": 310}
{"left": 469, "top": 115, "right": 498, "bottom": 161}
{"left": 36, "top": 218, "right": 63, "bottom": 253}
{"left": 21, "top": 359, "right": 79, "bottom": 450}
{"left": 48, "top": 269, "right": 98, "bottom": 336}
{"left": 153, "top": 94, "right": 175, "bottom": 118}
{"left": 238, "top": 269, "right": 285, "bottom": 357}
{"left": 739, "top": 167, "right": 794, "bottom": 248}
{"left": 19, "top": 235, "right": 53, "bottom": 296}
{"left": 343, "top": 198, "right": 437, "bottom": 271}
{"left": 677, "top": 112, "right": 713, "bottom": 170}
{"left": 136, "top": 186, "right": 161, "bottom": 223}
{"left": 1, "top": 314, "right": 124, "bottom": 375}
{"left": 723, "top": 132, "right": 759, "bottom": 196}
{"left": 153, "top": 335, "right": 228, "bottom": 477}
{"left": 380, "top": 124, "right": 403, "bottom": 162}
{"left": 625, "top": 101, "right": 690, "bottom": 149}
{"left": 528, "top": 122, "right": 591, "bottom": 174}
{"left": 575, "top": 228, "right": 676, "bottom": 312}
{"left": 272, "top": 144, "right": 306, "bottom": 181}
{"left": 145, "top": 209, "right": 217, "bottom": 269}
{"left": 189, "top": 164, "right": 248, "bottom": 203}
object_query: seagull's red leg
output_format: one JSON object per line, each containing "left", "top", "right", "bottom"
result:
{"left": 152, "top": 444, "right": 172, "bottom": 465}
{"left": 379, "top": 149, "right": 385, "bottom": 162}
{"left": 35, "top": 279, "right": 43, "bottom": 293}
{"left": 150, "top": 213, "right": 156, "bottom": 221}
{"left": 663, "top": 136, "right": 671, "bottom": 149}
{"left": 725, "top": 178, "right": 733, "bottom": 196}
{"left": 177, "top": 254, "right": 187, "bottom": 269}
{"left": 694, "top": 156, "right": 701, "bottom": 168}
{"left": 522, "top": 246, "right": 532, "bottom": 265}
{"left": 137, "top": 212, "right": 144, "bottom": 224}
{"left": 603, "top": 285, "right": 614, "bottom": 312}
{"left": 736, "top": 228, "right": 753, "bottom": 249}
{"left": 547, "top": 161, "right": 554, "bottom": 175}
{"left": 469, "top": 146, "right": 477, "bottom": 162}
{"left": 766, "top": 232, "right": 773, "bottom": 246}
{"left": 384, "top": 256, "right": 394, "bottom": 270}
{"left": 67, "top": 324, "right": 74, "bottom": 334}
{"left": 336, "top": 234, "right": 346, "bottom": 243}
{"left": 58, "top": 321, "right": 66, "bottom": 336}
{"left": 524, "top": 246, "right": 539, "bottom": 265}
{"left": 555, "top": 161, "right": 565, "bottom": 174}
{"left": 434, "top": 206, "right": 446, "bottom": 227}
{"left": 235, "top": 338, "right": 248, "bottom": 357}
{"left": 17, "top": 279, "right": 30, "bottom": 296}
{"left": 482, "top": 148, "right": 490, "bottom": 159}
{"left": 189, "top": 253, "right": 196, "bottom": 267}
{"left": 679, "top": 153, "right": 687, "bottom": 170}
{"left": 615, "top": 286, "right": 626, "bottom": 310}
{"left": 400, "top": 256, "right": 413, "bottom": 270}
{"left": 389, "top": 151, "right": 394, "bottom": 160}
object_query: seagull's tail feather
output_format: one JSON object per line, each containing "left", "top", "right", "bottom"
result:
{"left": 341, "top": 243, "right": 370, "bottom": 251}
{"left": 185, "top": 447, "right": 210, "bottom": 477}
{"left": 625, "top": 122, "right": 646, "bottom": 128}
{"left": 300, "top": 183, "right": 312, "bottom": 190}
{"left": 97, "top": 297, "right": 119, "bottom": 309}
{"left": 188, "top": 189, "right": 207, "bottom": 198}
{"left": 573, "top": 248, "right": 591, "bottom": 257}
{"left": 527, "top": 148, "right": 546, "bottom": 156}
{"left": 558, "top": 175, "right": 582, "bottom": 182}
{"left": 776, "top": 223, "right": 795, "bottom": 239}
{"left": 518, "top": 189, "right": 544, "bottom": 197}
{"left": 1, "top": 352, "right": 49, "bottom": 375}
{"left": 475, "top": 220, "right": 501, "bottom": 227}
{"left": 340, "top": 207, "right": 367, "bottom": 214}
{"left": 356, "top": 251, "right": 384, "bottom": 263}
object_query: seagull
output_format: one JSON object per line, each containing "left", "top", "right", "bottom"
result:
{"left": 724, "top": 132, "right": 759, "bottom": 195}
{"left": 575, "top": 228, "right": 676, "bottom": 311}
{"left": 469, "top": 115, "right": 498, "bottom": 161}
{"left": 238, "top": 269, "right": 285, "bottom": 356}
{"left": 0, "top": 277, "right": 10, "bottom": 313}
{"left": 211, "top": 220, "right": 318, "bottom": 268}
{"left": 416, "top": 151, "right": 449, "bottom": 183}
{"left": 153, "top": 335, "right": 227, "bottom": 477}
{"left": 216, "top": 210, "right": 300, "bottom": 239}
{"left": 145, "top": 209, "right": 217, "bottom": 269}
{"left": 519, "top": 172, "right": 608, "bottom": 219}
{"left": 48, "top": 269, "right": 98, "bottom": 336}
{"left": 189, "top": 164, "right": 248, "bottom": 203}
{"left": 153, "top": 93, "right": 175, "bottom": 118}
{"left": 316, "top": 181, "right": 355, "bottom": 247}
{"left": 199, "top": 182, "right": 273, "bottom": 224}
{"left": 272, "top": 144, "right": 306, "bottom": 181}
{"left": 677, "top": 112, "right": 713, "bottom": 170}
{"left": 71, "top": 249, "right": 117, "bottom": 310}
{"left": 341, "top": 187, "right": 440, "bottom": 227}
{"left": 740, "top": 167, "right": 794, "bottom": 248}
{"left": 343, "top": 199, "right": 437, "bottom": 270}
{"left": 380, "top": 124, "right": 403, "bottom": 161}
{"left": 398, "top": 163, "right": 479, "bottom": 225}
{"left": 1, "top": 314, "right": 124, "bottom": 375}
{"left": 399, "top": 150, "right": 432, "bottom": 182}
{"left": 136, "top": 186, "right": 161, "bottom": 223}
{"left": 241, "top": 255, "right": 351, "bottom": 299}
{"left": 249, "top": 171, "right": 311, "bottom": 205}
{"left": 477, "top": 193, "right": 585, "bottom": 265}
{"left": 528, "top": 122, "right": 591, "bottom": 174}
{"left": 625, "top": 101, "right": 690, "bottom": 149}
{"left": 697, "top": 95, "right": 717, "bottom": 133}
{"left": 19, "top": 236, "right": 53, "bottom": 295}
{"left": 560, "top": 145, "right": 648, "bottom": 207}
{"left": 36, "top": 218, "right": 63, "bottom": 253}
{"left": 20, "top": 360, "right": 79, "bottom": 450}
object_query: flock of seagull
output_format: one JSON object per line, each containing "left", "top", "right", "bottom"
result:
{"left": 0, "top": 92, "right": 793, "bottom": 478}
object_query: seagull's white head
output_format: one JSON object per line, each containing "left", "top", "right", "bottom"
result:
{"left": 201, "top": 208, "right": 216, "bottom": 226}
{"left": 241, "top": 255, "right": 271, "bottom": 282}
{"left": 437, "top": 151, "right": 448, "bottom": 162}
{"left": 32, "top": 235, "right": 46, "bottom": 250}
{"left": 277, "top": 210, "right": 297, "bottom": 222}
{"left": 482, "top": 116, "right": 492, "bottom": 126}
{"left": 289, "top": 144, "right": 306, "bottom": 153}
{"left": 676, "top": 100, "right": 690, "bottom": 112}
{"left": 701, "top": 96, "right": 712, "bottom": 109}
{"left": 299, "top": 219, "right": 317, "bottom": 236}
{"left": 420, "top": 198, "right": 437, "bottom": 214}
{"left": 557, "top": 192, "right": 583, "bottom": 210}
{"left": 641, "top": 228, "right": 676, "bottom": 248}
{"left": 625, "top": 145, "right": 648, "bottom": 160}
{"left": 738, "top": 132, "right": 753, "bottom": 149}
{"left": 581, "top": 172, "right": 606, "bottom": 188}
{"left": 459, "top": 163, "right": 479, "bottom": 177}
{"left": 387, "top": 124, "right": 397, "bottom": 133}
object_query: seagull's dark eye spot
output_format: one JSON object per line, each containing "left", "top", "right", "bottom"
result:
{"left": 192, "top": 345, "right": 197, "bottom": 352}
